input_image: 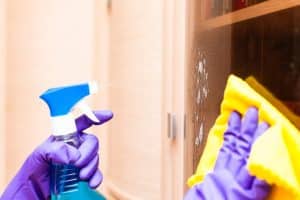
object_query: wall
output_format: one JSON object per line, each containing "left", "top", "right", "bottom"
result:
{"left": 93, "top": 0, "right": 112, "bottom": 196}
{"left": 0, "top": 0, "right": 6, "bottom": 193}
{"left": 2, "top": 1, "right": 165, "bottom": 199}
{"left": 107, "top": 0, "right": 163, "bottom": 199}
{"left": 5, "top": 0, "right": 95, "bottom": 183}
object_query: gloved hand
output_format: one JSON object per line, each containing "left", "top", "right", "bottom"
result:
{"left": 0, "top": 110, "right": 113, "bottom": 200}
{"left": 184, "top": 107, "right": 271, "bottom": 200}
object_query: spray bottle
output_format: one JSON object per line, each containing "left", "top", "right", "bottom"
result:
{"left": 40, "top": 82, "right": 106, "bottom": 200}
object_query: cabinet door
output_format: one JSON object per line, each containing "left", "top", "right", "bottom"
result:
{"left": 161, "top": 0, "right": 190, "bottom": 199}
{"left": 106, "top": 1, "right": 163, "bottom": 199}
{"left": 187, "top": 0, "right": 300, "bottom": 185}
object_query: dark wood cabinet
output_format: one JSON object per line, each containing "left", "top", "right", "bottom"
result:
{"left": 187, "top": 0, "right": 300, "bottom": 173}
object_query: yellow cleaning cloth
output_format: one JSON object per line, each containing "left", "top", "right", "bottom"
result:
{"left": 188, "top": 75, "right": 300, "bottom": 199}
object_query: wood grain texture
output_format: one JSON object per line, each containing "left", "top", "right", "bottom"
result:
{"left": 198, "top": 0, "right": 300, "bottom": 31}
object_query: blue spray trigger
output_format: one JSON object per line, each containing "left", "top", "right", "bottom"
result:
{"left": 40, "top": 82, "right": 99, "bottom": 136}
{"left": 40, "top": 82, "right": 98, "bottom": 118}
{"left": 40, "top": 82, "right": 106, "bottom": 200}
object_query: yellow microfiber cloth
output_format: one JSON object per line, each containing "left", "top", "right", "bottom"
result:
{"left": 187, "top": 74, "right": 300, "bottom": 200}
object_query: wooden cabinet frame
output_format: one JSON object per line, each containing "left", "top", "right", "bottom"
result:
{"left": 161, "top": 0, "right": 193, "bottom": 199}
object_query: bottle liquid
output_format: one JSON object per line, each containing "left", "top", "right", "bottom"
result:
{"left": 40, "top": 82, "right": 106, "bottom": 200}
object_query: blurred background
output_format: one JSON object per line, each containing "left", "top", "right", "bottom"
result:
{"left": 2, "top": 0, "right": 300, "bottom": 199}
{"left": 0, "top": 0, "right": 170, "bottom": 199}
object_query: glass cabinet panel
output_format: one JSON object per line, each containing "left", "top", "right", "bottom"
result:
{"left": 202, "top": 0, "right": 267, "bottom": 20}
{"left": 187, "top": 0, "right": 300, "bottom": 171}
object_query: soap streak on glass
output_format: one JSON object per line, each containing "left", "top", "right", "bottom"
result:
{"left": 193, "top": 51, "right": 209, "bottom": 148}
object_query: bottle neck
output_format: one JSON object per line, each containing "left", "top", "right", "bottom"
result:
{"left": 54, "top": 132, "right": 81, "bottom": 148}
{"left": 51, "top": 113, "right": 77, "bottom": 136}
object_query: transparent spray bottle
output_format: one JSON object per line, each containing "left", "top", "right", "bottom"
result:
{"left": 40, "top": 82, "right": 106, "bottom": 200}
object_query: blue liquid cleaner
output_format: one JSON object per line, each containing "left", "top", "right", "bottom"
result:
{"left": 51, "top": 133, "right": 106, "bottom": 200}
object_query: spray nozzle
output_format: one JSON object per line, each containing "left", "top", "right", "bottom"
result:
{"left": 40, "top": 81, "right": 99, "bottom": 135}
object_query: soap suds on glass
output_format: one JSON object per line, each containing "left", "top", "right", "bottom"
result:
{"left": 193, "top": 50, "right": 209, "bottom": 147}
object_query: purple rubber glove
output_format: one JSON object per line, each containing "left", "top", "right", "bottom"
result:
{"left": 0, "top": 110, "right": 113, "bottom": 200}
{"left": 184, "top": 107, "right": 271, "bottom": 200}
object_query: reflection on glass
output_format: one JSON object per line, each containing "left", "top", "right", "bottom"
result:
{"left": 189, "top": 4, "right": 300, "bottom": 170}
{"left": 231, "top": 6, "right": 300, "bottom": 118}
{"left": 203, "top": 0, "right": 267, "bottom": 19}
{"left": 190, "top": 50, "right": 212, "bottom": 167}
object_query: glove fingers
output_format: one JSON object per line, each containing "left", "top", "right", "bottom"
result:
{"left": 74, "top": 134, "right": 99, "bottom": 167}
{"left": 215, "top": 111, "right": 241, "bottom": 170}
{"left": 75, "top": 110, "right": 113, "bottom": 132}
{"left": 236, "top": 165, "right": 254, "bottom": 189}
{"left": 235, "top": 121, "right": 270, "bottom": 189}
{"left": 251, "top": 178, "right": 271, "bottom": 199}
{"left": 88, "top": 170, "right": 103, "bottom": 189}
{"left": 236, "top": 107, "right": 258, "bottom": 157}
{"left": 214, "top": 150, "right": 230, "bottom": 170}
{"left": 222, "top": 111, "right": 241, "bottom": 152}
{"left": 45, "top": 135, "right": 55, "bottom": 143}
{"left": 79, "top": 154, "right": 99, "bottom": 180}
{"left": 46, "top": 142, "right": 80, "bottom": 164}
{"left": 227, "top": 155, "right": 246, "bottom": 176}
{"left": 234, "top": 122, "right": 269, "bottom": 184}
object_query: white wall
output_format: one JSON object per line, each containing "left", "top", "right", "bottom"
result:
{"left": 0, "top": 0, "right": 6, "bottom": 193}
{"left": 5, "top": 0, "right": 95, "bottom": 183}
{"left": 93, "top": 0, "right": 112, "bottom": 196}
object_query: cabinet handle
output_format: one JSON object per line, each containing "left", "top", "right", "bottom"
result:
{"left": 184, "top": 114, "right": 186, "bottom": 139}
{"left": 167, "top": 113, "right": 176, "bottom": 139}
